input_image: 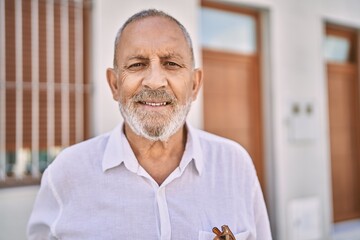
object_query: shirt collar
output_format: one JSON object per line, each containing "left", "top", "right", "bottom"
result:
{"left": 102, "top": 123, "right": 204, "bottom": 175}
{"left": 102, "top": 124, "right": 139, "bottom": 173}
{"left": 179, "top": 124, "right": 204, "bottom": 175}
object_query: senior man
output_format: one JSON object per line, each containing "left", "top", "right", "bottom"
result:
{"left": 27, "top": 9, "right": 272, "bottom": 240}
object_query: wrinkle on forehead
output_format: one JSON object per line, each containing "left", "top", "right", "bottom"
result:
{"left": 116, "top": 16, "right": 194, "bottom": 68}
{"left": 125, "top": 51, "right": 185, "bottom": 62}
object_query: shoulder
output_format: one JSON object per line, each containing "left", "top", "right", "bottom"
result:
{"left": 192, "top": 128, "right": 260, "bottom": 191}
{"left": 191, "top": 127, "right": 256, "bottom": 176}
{"left": 194, "top": 128, "right": 250, "bottom": 159}
{"left": 43, "top": 132, "right": 112, "bottom": 193}
{"left": 48, "top": 131, "right": 111, "bottom": 172}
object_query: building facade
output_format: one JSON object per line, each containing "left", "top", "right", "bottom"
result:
{"left": 1, "top": 0, "right": 360, "bottom": 239}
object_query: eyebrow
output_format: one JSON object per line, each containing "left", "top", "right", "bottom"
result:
{"left": 160, "top": 52, "right": 184, "bottom": 60}
{"left": 161, "top": 54, "right": 187, "bottom": 68}
{"left": 126, "top": 55, "right": 149, "bottom": 61}
{"left": 125, "top": 52, "right": 184, "bottom": 62}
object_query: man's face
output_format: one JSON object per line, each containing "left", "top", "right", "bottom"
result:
{"left": 107, "top": 16, "right": 202, "bottom": 141}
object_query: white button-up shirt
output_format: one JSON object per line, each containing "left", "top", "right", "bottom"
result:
{"left": 27, "top": 124, "right": 272, "bottom": 240}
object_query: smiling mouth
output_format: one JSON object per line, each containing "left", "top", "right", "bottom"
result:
{"left": 140, "top": 101, "right": 170, "bottom": 107}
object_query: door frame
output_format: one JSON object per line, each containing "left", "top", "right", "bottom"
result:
{"left": 325, "top": 23, "right": 360, "bottom": 223}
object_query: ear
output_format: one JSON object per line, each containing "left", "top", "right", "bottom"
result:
{"left": 106, "top": 68, "right": 120, "bottom": 101}
{"left": 191, "top": 68, "right": 203, "bottom": 101}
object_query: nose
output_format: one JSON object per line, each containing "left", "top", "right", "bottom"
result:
{"left": 142, "top": 62, "right": 168, "bottom": 89}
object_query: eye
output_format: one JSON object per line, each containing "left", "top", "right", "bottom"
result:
{"left": 127, "top": 62, "right": 147, "bottom": 71}
{"left": 164, "top": 61, "right": 182, "bottom": 69}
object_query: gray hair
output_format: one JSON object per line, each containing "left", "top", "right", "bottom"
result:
{"left": 113, "top": 9, "right": 194, "bottom": 69}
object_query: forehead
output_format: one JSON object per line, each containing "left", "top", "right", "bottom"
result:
{"left": 117, "top": 16, "right": 191, "bottom": 60}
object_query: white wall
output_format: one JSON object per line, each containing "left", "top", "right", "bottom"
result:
{"left": 0, "top": 186, "right": 39, "bottom": 240}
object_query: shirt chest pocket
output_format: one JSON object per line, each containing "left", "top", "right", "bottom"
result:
{"left": 198, "top": 230, "right": 250, "bottom": 240}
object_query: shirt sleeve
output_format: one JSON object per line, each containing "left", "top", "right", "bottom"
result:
{"left": 27, "top": 167, "right": 61, "bottom": 240}
{"left": 253, "top": 180, "right": 272, "bottom": 240}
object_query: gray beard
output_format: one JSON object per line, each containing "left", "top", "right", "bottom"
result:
{"left": 118, "top": 90, "right": 191, "bottom": 142}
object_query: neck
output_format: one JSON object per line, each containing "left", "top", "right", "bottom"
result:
{"left": 124, "top": 123, "right": 187, "bottom": 185}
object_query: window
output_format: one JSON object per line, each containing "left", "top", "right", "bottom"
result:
{"left": 200, "top": 6, "right": 257, "bottom": 54}
{"left": 324, "top": 24, "right": 357, "bottom": 63}
{"left": 0, "top": 0, "right": 91, "bottom": 187}
{"left": 324, "top": 36, "right": 351, "bottom": 62}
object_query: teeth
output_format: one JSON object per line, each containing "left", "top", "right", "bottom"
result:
{"left": 144, "top": 102, "right": 167, "bottom": 106}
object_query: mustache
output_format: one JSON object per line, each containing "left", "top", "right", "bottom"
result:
{"left": 132, "top": 89, "right": 177, "bottom": 103}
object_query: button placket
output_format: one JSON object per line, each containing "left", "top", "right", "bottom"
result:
{"left": 156, "top": 186, "right": 171, "bottom": 240}
{"left": 137, "top": 166, "right": 184, "bottom": 240}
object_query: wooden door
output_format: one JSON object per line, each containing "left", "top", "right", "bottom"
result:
{"left": 328, "top": 63, "right": 360, "bottom": 222}
{"left": 327, "top": 25, "right": 360, "bottom": 222}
